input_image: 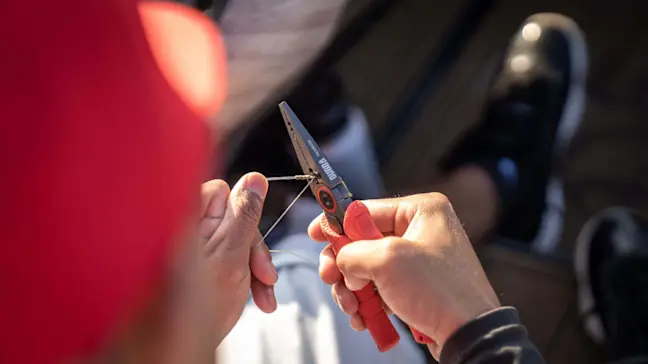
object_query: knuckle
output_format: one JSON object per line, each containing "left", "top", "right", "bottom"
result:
{"left": 382, "top": 236, "right": 402, "bottom": 254}
{"left": 380, "top": 236, "right": 405, "bottom": 271}
{"left": 427, "top": 192, "right": 451, "bottom": 208}
{"left": 413, "top": 192, "right": 453, "bottom": 218}
{"left": 378, "top": 237, "right": 417, "bottom": 284}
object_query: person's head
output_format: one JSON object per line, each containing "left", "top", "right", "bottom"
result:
{"left": 0, "top": 1, "right": 228, "bottom": 362}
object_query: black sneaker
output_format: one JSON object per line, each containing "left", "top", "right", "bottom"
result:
{"left": 439, "top": 13, "right": 588, "bottom": 251}
{"left": 574, "top": 207, "right": 648, "bottom": 362}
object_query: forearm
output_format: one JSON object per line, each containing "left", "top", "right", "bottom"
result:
{"left": 214, "top": 0, "right": 347, "bottom": 133}
{"left": 440, "top": 307, "right": 545, "bottom": 364}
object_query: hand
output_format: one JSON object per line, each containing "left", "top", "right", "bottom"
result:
{"left": 199, "top": 172, "right": 278, "bottom": 343}
{"left": 308, "top": 193, "right": 500, "bottom": 358}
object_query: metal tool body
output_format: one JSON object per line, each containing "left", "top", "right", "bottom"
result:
{"left": 279, "top": 102, "right": 399, "bottom": 348}
{"left": 279, "top": 103, "right": 356, "bottom": 229}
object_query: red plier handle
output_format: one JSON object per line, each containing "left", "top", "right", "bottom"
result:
{"left": 320, "top": 201, "right": 435, "bottom": 351}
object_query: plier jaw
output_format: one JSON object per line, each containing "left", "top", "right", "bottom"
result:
{"left": 279, "top": 101, "right": 353, "bottom": 232}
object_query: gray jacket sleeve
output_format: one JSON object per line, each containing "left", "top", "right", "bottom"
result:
{"left": 440, "top": 307, "right": 546, "bottom": 364}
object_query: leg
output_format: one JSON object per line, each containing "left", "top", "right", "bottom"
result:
{"left": 574, "top": 207, "right": 648, "bottom": 363}
{"left": 216, "top": 234, "right": 427, "bottom": 364}
{"left": 284, "top": 12, "right": 589, "bottom": 247}
{"left": 432, "top": 13, "right": 588, "bottom": 248}
{"left": 431, "top": 166, "right": 500, "bottom": 241}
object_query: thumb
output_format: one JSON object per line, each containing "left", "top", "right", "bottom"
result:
{"left": 343, "top": 200, "right": 385, "bottom": 241}
{"left": 336, "top": 238, "right": 393, "bottom": 291}
{"left": 211, "top": 172, "right": 267, "bottom": 257}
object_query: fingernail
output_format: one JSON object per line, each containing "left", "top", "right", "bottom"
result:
{"left": 333, "top": 294, "right": 344, "bottom": 312}
{"left": 243, "top": 173, "right": 268, "bottom": 198}
{"left": 337, "top": 295, "right": 348, "bottom": 313}
{"left": 268, "top": 259, "right": 278, "bottom": 282}
{"left": 262, "top": 246, "right": 278, "bottom": 280}
{"left": 265, "top": 285, "right": 276, "bottom": 307}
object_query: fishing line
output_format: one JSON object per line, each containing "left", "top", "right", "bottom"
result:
{"left": 268, "top": 249, "right": 317, "bottom": 264}
{"left": 254, "top": 177, "right": 315, "bottom": 249}
{"left": 255, "top": 175, "right": 320, "bottom": 265}
{"left": 266, "top": 175, "right": 314, "bottom": 181}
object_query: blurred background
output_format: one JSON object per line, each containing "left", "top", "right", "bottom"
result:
{"left": 195, "top": 0, "right": 648, "bottom": 362}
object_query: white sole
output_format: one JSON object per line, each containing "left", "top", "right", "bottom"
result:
{"left": 573, "top": 207, "right": 639, "bottom": 344}
{"left": 526, "top": 13, "right": 590, "bottom": 254}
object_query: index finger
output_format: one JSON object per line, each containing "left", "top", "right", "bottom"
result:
{"left": 307, "top": 213, "right": 327, "bottom": 242}
{"left": 307, "top": 195, "right": 419, "bottom": 241}
{"left": 200, "top": 179, "right": 230, "bottom": 218}
{"left": 198, "top": 180, "right": 230, "bottom": 241}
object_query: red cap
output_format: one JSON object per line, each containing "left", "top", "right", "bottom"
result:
{"left": 0, "top": 1, "right": 226, "bottom": 363}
